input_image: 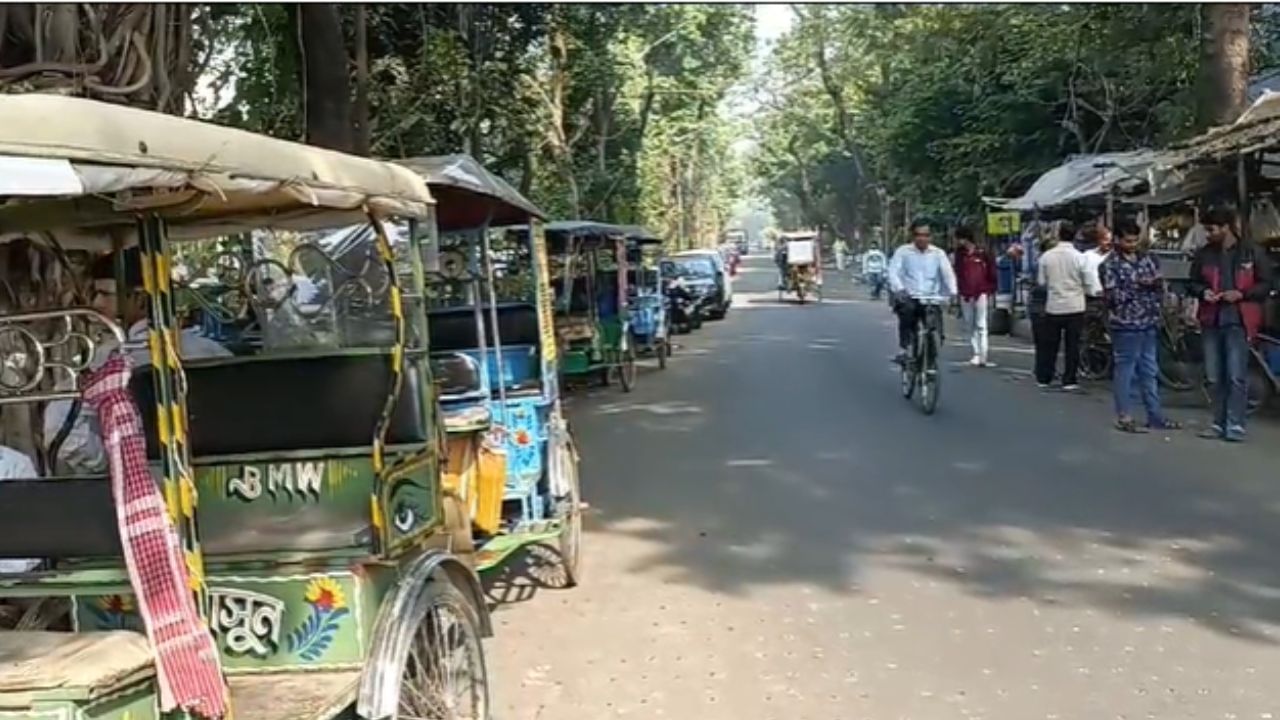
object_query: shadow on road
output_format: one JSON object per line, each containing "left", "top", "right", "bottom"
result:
{"left": 567, "top": 275, "right": 1280, "bottom": 645}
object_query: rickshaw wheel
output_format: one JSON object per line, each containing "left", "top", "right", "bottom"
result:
{"left": 558, "top": 439, "right": 583, "bottom": 588}
{"left": 618, "top": 337, "right": 638, "bottom": 392}
{"left": 395, "top": 582, "right": 490, "bottom": 720}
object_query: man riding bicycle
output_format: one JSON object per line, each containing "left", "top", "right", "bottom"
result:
{"left": 889, "top": 219, "right": 958, "bottom": 364}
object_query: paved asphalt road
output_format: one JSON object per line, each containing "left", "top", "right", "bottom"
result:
{"left": 485, "top": 255, "right": 1280, "bottom": 720}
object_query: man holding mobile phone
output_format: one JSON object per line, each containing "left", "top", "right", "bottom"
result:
{"left": 1188, "top": 207, "right": 1273, "bottom": 442}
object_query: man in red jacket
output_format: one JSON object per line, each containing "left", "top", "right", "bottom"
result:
{"left": 954, "top": 226, "right": 998, "bottom": 367}
{"left": 1188, "top": 206, "right": 1273, "bottom": 442}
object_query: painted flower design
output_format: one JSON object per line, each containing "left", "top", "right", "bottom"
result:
{"left": 287, "top": 577, "right": 350, "bottom": 662}
{"left": 514, "top": 429, "right": 531, "bottom": 446}
{"left": 89, "top": 594, "right": 140, "bottom": 631}
{"left": 99, "top": 594, "right": 136, "bottom": 614}
{"left": 305, "top": 577, "right": 346, "bottom": 612}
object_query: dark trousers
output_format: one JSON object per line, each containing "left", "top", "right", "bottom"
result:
{"left": 894, "top": 298, "right": 928, "bottom": 349}
{"left": 1203, "top": 325, "right": 1250, "bottom": 430}
{"left": 1035, "top": 312, "right": 1084, "bottom": 385}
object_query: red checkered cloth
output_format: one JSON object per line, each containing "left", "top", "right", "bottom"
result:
{"left": 84, "top": 354, "right": 227, "bottom": 718}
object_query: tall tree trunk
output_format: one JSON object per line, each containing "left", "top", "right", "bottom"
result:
{"left": 352, "top": 4, "right": 370, "bottom": 156}
{"left": 298, "top": 3, "right": 353, "bottom": 152}
{"left": 1199, "top": 3, "right": 1251, "bottom": 128}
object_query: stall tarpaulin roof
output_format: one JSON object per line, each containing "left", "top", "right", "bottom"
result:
{"left": 396, "top": 154, "right": 543, "bottom": 232}
{"left": 983, "top": 150, "right": 1163, "bottom": 211}
{"left": 1157, "top": 92, "right": 1280, "bottom": 173}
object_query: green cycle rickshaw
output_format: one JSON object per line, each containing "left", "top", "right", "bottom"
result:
{"left": 0, "top": 96, "right": 489, "bottom": 720}
{"left": 548, "top": 221, "right": 637, "bottom": 392}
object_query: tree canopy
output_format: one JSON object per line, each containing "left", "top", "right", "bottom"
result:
{"left": 752, "top": 4, "right": 1280, "bottom": 239}
{"left": 198, "top": 3, "right": 754, "bottom": 248}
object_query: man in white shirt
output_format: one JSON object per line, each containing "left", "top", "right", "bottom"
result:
{"left": 1035, "top": 222, "right": 1101, "bottom": 390}
{"left": 1081, "top": 222, "right": 1112, "bottom": 299}
{"left": 862, "top": 243, "right": 888, "bottom": 299}
{"left": 888, "top": 220, "right": 958, "bottom": 363}
{"left": 44, "top": 249, "right": 231, "bottom": 475}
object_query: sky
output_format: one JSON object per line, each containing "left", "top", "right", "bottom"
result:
{"left": 726, "top": 5, "right": 794, "bottom": 152}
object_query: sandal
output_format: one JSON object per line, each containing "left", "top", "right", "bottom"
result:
{"left": 1114, "top": 418, "right": 1148, "bottom": 434}
{"left": 1147, "top": 419, "right": 1183, "bottom": 431}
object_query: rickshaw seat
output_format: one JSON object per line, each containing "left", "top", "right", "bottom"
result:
{"left": 555, "top": 316, "right": 595, "bottom": 343}
{"left": 132, "top": 354, "right": 428, "bottom": 458}
{"left": 0, "top": 631, "right": 153, "bottom": 706}
{"left": 427, "top": 304, "right": 540, "bottom": 351}
{"left": 0, "top": 477, "right": 121, "bottom": 559}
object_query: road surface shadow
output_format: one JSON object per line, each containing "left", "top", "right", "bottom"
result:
{"left": 568, "top": 282, "right": 1280, "bottom": 644}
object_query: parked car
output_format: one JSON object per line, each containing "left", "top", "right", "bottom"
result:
{"left": 671, "top": 249, "right": 733, "bottom": 319}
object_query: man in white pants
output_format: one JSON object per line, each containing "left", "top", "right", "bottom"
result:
{"left": 832, "top": 237, "right": 849, "bottom": 272}
{"left": 952, "top": 227, "right": 998, "bottom": 367}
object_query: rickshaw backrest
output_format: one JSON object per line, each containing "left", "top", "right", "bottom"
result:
{"left": 0, "top": 477, "right": 122, "bottom": 558}
{"left": 427, "top": 304, "right": 540, "bottom": 352}
{"left": 132, "top": 354, "right": 429, "bottom": 458}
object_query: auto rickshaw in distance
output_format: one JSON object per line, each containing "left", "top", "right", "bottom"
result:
{"left": 0, "top": 96, "right": 490, "bottom": 720}
{"left": 396, "top": 155, "right": 584, "bottom": 584}
{"left": 778, "top": 230, "right": 823, "bottom": 304}
{"left": 548, "top": 221, "right": 638, "bottom": 392}
{"left": 624, "top": 228, "right": 670, "bottom": 370}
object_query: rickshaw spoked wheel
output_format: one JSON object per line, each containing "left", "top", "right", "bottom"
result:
{"left": 395, "top": 581, "right": 490, "bottom": 720}
{"left": 558, "top": 439, "right": 583, "bottom": 588}
{"left": 617, "top": 335, "right": 638, "bottom": 392}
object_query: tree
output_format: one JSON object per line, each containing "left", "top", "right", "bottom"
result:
{"left": 297, "top": 4, "right": 353, "bottom": 151}
{"left": 1200, "top": 3, "right": 1252, "bottom": 128}
{"left": 0, "top": 4, "right": 215, "bottom": 113}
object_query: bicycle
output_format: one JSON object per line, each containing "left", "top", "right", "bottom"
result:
{"left": 1079, "top": 300, "right": 1112, "bottom": 381}
{"left": 900, "top": 295, "right": 948, "bottom": 415}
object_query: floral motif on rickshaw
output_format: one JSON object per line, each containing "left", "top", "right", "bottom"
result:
{"left": 285, "top": 577, "right": 349, "bottom": 661}
{"left": 88, "top": 594, "right": 141, "bottom": 631}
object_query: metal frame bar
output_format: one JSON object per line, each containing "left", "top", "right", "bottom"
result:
{"left": 137, "top": 215, "right": 210, "bottom": 614}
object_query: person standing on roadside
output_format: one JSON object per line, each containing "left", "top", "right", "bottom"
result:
{"left": 1100, "top": 220, "right": 1181, "bottom": 433}
{"left": 1081, "top": 222, "right": 1112, "bottom": 302}
{"left": 953, "top": 226, "right": 997, "bottom": 367}
{"left": 1188, "top": 207, "right": 1272, "bottom": 442}
{"left": 833, "top": 237, "right": 849, "bottom": 272}
{"left": 1035, "top": 221, "right": 1100, "bottom": 390}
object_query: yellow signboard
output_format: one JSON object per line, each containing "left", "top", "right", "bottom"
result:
{"left": 986, "top": 212, "right": 1022, "bottom": 237}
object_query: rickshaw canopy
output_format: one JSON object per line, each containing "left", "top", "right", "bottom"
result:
{"left": 546, "top": 220, "right": 630, "bottom": 253}
{"left": 397, "top": 154, "right": 543, "bottom": 232}
{"left": 0, "top": 94, "right": 434, "bottom": 245}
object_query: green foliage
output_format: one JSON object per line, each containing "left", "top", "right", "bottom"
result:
{"left": 199, "top": 3, "right": 755, "bottom": 248}
{"left": 753, "top": 4, "right": 1277, "bottom": 232}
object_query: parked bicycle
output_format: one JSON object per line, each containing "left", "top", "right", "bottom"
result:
{"left": 900, "top": 296, "right": 948, "bottom": 415}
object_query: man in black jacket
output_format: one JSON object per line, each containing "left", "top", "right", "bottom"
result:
{"left": 1188, "top": 207, "right": 1273, "bottom": 442}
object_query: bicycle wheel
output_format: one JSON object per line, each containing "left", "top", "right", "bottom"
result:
{"left": 900, "top": 335, "right": 918, "bottom": 400}
{"left": 918, "top": 329, "right": 941, "bottom": 415}
{"left": 1079, "top": 328, "right": 1112, "bottom": 381}
{"left": 1156, "top": 326, "right": 1195, "bottom": 391}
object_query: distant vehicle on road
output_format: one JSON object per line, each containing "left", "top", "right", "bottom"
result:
{"left": 666, "top": 249, "right": 733, "bottom": 320}
{"left": 724, "top": 229, "right": 749, "bottom": 256}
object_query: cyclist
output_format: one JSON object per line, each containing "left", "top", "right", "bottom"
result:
{"left": 889, "top": 219, "right": 958, "bottom": 364}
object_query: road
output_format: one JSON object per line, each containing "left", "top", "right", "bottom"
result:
{"left": 486, "top": 255, "right": 1280, "bottom": 720}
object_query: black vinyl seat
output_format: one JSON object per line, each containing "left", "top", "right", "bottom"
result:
{"left": 131, "top": 354, "right": 429, "bottom": 458}
{"left": 0, "top": 477, "right": 121, "bottom": 559}
{"left": 427, "top": 303, "right": 540, "bottom": 351}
